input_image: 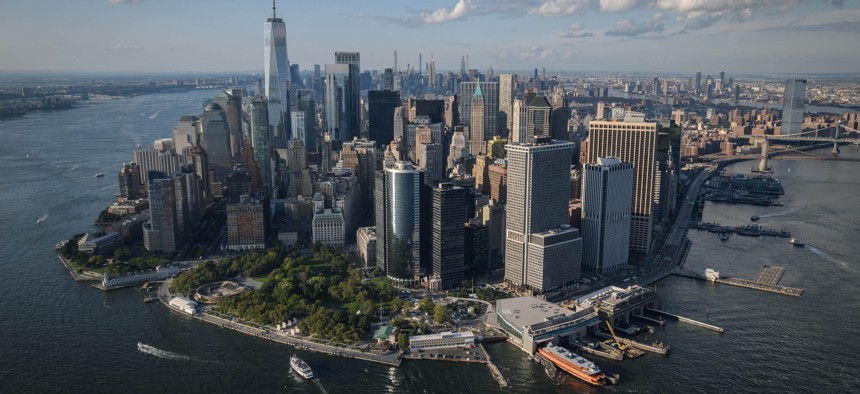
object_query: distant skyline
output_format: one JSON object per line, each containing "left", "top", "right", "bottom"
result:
{"left": 1, "top": 0, "right": 859, "bottom": 74}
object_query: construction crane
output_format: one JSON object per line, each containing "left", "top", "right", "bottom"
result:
{"left": 604, "top": 320, "right": 626, "bottom": 350}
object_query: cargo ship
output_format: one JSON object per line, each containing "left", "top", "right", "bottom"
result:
{"left": 538, "top": 345, "right": 608, "bottom": 386}
{"left": 290, "top": 354, "right": 314, "bottom": 380}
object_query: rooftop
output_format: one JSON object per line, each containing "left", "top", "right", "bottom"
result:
{"left": 496, "top": 296, "right": 576, "bottom": 328}
{"left": 575, "top": 285, "right": 654, "bottom": 309}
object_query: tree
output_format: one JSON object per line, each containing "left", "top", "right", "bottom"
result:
{"left": 433, "top": 305, "right": 448, "bottom": 324}
{"left": 419, "top": 296, "right": 434, "bottom": 314}
{"left": 397, "top": 333, "right": 409, "bottom": 349}
{"left": 389, "top": 297, "right": 402, "bottom": 315}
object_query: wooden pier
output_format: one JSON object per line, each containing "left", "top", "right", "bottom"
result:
{"left": 716, "top": 277, "right": 803, "bottom": 297}
{"left": 753, "top": 266, "right": 784, "bottom": 285}
{"left": 646, "top": 308, "right": 725, "bottom": 333}
{"left": 671, "top": 266, "right": 804, "bottom": 297}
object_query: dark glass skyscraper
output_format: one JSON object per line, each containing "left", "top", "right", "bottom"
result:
{"left": 432, "top": 182, "right": 465, "bottom": 288}
{"left": 375, "top": 162, "right": 420, "bottom": 284}
{"left": 264, "top": 1, "right": 291, "bottom": 149}
{"left": 367, "top": 90, "right": 401, "bottom": 147}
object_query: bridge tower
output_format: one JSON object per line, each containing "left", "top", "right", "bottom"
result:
{"left": 752, "top": 139, "right": 772, "bottom": 173}
{"left": 831, "top": 125, "right": 840, "bottom": 155}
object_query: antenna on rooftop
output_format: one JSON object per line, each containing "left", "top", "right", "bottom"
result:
{"left": 272, "top": 0, "right": 277, "bottom": 19}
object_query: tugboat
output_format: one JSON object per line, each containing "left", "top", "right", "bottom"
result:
{"left": 789, "top": 238, "right": 805, "bottom": 247}
{"left": 750, "top": 215, "right": 760, "bottom": 222}
{"left": 290, "top": 354, "right": 314, "bottom": 380}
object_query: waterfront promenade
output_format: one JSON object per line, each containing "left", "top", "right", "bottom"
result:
{"left": 157, "top": 279, "right": 402, "bottom": 367}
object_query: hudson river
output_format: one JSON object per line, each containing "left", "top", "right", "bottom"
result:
{"left": 0, "top": 90, "right": 857, "bottom": 393}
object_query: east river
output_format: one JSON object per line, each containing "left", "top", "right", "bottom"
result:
{"left": 0, "top": 90, "right": 858, "bottom": 393}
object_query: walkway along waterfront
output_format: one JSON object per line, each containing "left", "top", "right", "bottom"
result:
{"left": 157, "top": 279, "right": 402, "bottom": 367}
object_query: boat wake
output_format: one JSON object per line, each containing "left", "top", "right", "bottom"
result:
{"left": 314, "top": 379, "right": 328, "bottom": 394}
{"left": 137, "top": 342, "right": 198, "bottom": 361}
{"left": 806, "top": 246, "right": 850, "bottom": 271}
{"left": 63, "top": 164, "right": 81, "bottom": 173}
{"left": 149, "top": 107, "right": 169, "bottom": 119}
{"left": 758, "top": 203, "right": 806, "bottom": 220}
{"left": 36, "top": 214, "right": 48, "bottom": 224}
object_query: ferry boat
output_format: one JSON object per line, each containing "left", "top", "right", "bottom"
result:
{"left": 538, "top": 345, "right": 608, "bottom": 386}
{"left": 290, "top": 354, "right": 314, "bottom": 380}
{"left": 789, "top": 238, "right": 805, "bottom": 247}
{"left": 95, "top": 173, "right": 105, "bottom": 178}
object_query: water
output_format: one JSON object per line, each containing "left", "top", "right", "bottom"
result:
{"left": 1, "top": 90, "right": 858, "bottom": 393}
{"left": 607, "top": 89, "right": 856, "bottom": 114}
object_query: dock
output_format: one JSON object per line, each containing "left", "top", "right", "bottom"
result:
{"left": 646, "top": 308, "right": 725, "bottom": 333}
{"left": 483, "top": 345, "right": 508, "bottom": 389}
{"left": 672, "top": 266, "right": 804, "bottom": 297}
{"left": 691, "top": 222, "right": 791, "bottom": 238}
{"left": 568, "top": 341, "right": 623, "bottom": 360}
{"left": 716, "top": 277, "right": 803, "bottom": 297}
{"left": 631, "top": 314, "right": 665, "bottom": 327}
{"left": 592, "top": 331, "right": 671, "bottom": 354}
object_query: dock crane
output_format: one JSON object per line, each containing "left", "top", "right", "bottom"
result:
{"left": 604, "top": 320, "right": 626, "bottom": 350}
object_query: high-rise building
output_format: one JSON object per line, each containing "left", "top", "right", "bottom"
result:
{"left": 487, "top": 160, "right": 508, "bottom": 203}
{"left": 469, "top": 84, "right": 486, "bottom": 156}
{"left": 368, "top": 90, "right": 401, "bottom": 147}
{"left": 482, "top": 199, "right": 505, "bottom": 270}
{"left": 324, "top": 64, "right": 349, "bottom": 141}
{"left": 383, "top": 68, "right": 394, "bottom": 91}
{"left": 459, "top": 81, "right": 499, "bottom": 139}
{"left": 413, "top": 99, "right": 445, "bottom": 125}
{"left": 550, "top": 84, "right": 570, "bottom": 141}
{"left": 586, "top": 120, "right": 659, "bottom": 255}
{"left": 250, "top": 96, "right": 274, "bottom": 197}
{"left": 431, "top": 182, "right": 465, "bottom": 288}
{"left": 335, "top": 51, "right": 361, "bottom": 141}
{"left": 695, "top": 71, "right": 702, "bottom": 94}
{"left": 172, "top": 115, "right": 200, "bottom": 153}
{"left": 290, "top": 112, "right": 306, "bottom": 145}
{"left": 213, "top": 89, "right": 243, "bottom": 162}
{"left": 782, "top": 78, "right": 807, "bottom": 135}
{"left": 312, "top": 209, "right": 345, "bottom": 247}
{"left": 341, "top": 138, "right": 377, "bottom": 222}
{"left": 526, "top": 96, "right": 552, "bottom": 140}
{"left": 118, "top": 162, "right": 141, "bottom": 199}
{"left": 504, "top": 139, "right": 581, "bottom": 293}
{"left": 200, "top": 102, "right": 233, "bottom": 183}
{"left": 448, "top": 127, "right": 468, "bottom": 169}
{"left": 227, "top": 193, "right": 268, "bottom": 251}
{"left": 132, "top": 143, "right": 182, "bottom": 186}
{"left": 375, "top": 162, "right": 420, "bottom": 284}
{"left": 143, "top": 171, "right": 196, "bottom": 252}
{"left": 487, "top": 135, "right": 508, "bottom": 159}
{"left": 264, "top": 2, "right": 290, "bottom": 149}
{"left": 499, "top": 74, "right": 514, "bottom": 136}
{"left": 417, "top": 143, "right": 444, "bottom": 186}
{"left": 581, "top": 157, "right": 634, "bottom": 275}
{"left": 356, "top": 226, "right": 377, "bottom": 267}
{"left": 473, "top": 155, "right": 490, "bottom": 194}
{"left": 510, "top": 98, "right": 529, "bottom": 144}
{"left": 296, "top": 89, "right": 317, "bottom": 151}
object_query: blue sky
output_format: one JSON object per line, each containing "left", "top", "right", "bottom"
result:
{"left": 1, "top": 0, "right": 858, "bottom": 74}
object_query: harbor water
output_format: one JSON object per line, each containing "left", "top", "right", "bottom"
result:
{"left": 0, "top": 90, "right": 858, "bottom": 393}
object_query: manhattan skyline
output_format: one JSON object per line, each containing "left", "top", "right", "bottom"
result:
{"left": 1, "top": 0, "right": 859, "bottom": 74}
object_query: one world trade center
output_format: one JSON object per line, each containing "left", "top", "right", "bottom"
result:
{"left": 264, "top": 0, "right": 291, "bottom": 149}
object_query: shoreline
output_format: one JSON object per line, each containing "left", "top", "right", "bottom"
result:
{"left": 156, "top": 279, "right": 402, "bottom": 367}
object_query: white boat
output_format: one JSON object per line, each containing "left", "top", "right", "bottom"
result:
{"left": 36, "top": 214, "right": 47, "bottom": 224}
{"left": 789, "top": 238, "right": 805, "bottom": 247}
{"left": 290, "top": 354, "right": 314, "bottom": 379}
{"left": 95, "top": 173, "right": 105, "bottom": 178}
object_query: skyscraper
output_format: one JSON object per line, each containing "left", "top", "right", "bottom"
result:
{"left": 431, "top": 182, "right": 465, "bottom": 288}
{"left": 200, "top": 102, "right": 233, "bottom": 183}
{"left": 526, "top": 96, "right": 552, "bottom": 140}
{"left": 581, "top": 157, "right": 634, "bottom": 275}
{"left": 469, "top": 84, "right": 486, "bottom": 156}
{"left": 250, "top": 96, "right": 274, "bottom": 196}
{"left": 213, "top": 89, "right": 243, "bottom": 162}
{"left": 375, "top": 162, "right": 421, "bottom": 284}
{"left": 296, "top": 89, "right": 317, "bottom": 151}
{"left": 504, "top": 139, "right": 582, "bottom": 293}
{"left": 324, "top": 64, "right": 349, "bottom": 140}
{"left": 782, "top": 78, "right": 807, "bottom": 135}
{"left": 695, "top": 71, "right": 702, "bottom": 94}
{"left": 368, "top": 90, "right": 401, "bottom": 147}
{"left": 510, "top": 98, "right": 528, "bottom": 144}
{"left": 499, "top": 74, "right": 514, "bottom": 136}
{"left": 335, "top": 51, "right": 361, "bottom": 141}
{"left": 586, "top": 120, "right": 659, "bottom": 255}
{"left": 264, "top": 1, "right": 291, "bottom": 149}
{"left": 459, "top": 81, "right": 499, "bottom": 139}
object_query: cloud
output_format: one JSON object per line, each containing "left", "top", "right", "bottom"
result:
{"left": 568, "top": 22, "right": 585, "bottom": 31}
{"left": 529, "top": 0, "right": 591, "bottom": 16}
{"left": 759, "top": 19, "right": 860, "bottom": 32}
{"left": 109, "top": 0, "right": 139, "bottom": 4}
{"left": 605, "top": 12, "right": 666, "bottom": 36}
{"left": 599, "top": 0, "right": 640, "bottom": 13}
{"left": 561, "top": 31, "right": 594, "bottom": 37}
{"left": 422, "top": 0, "right": 476, "bottom": 24}
{"left": 519, "top": 46, "right": 556, "bottom": 60}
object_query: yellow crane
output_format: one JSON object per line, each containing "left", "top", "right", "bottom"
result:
{"left": 604, "top": 320, "right": 626, "bottom": 350}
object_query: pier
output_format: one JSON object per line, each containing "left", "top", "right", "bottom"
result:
{"left": 645, "top": 309, "right": 725, "bottom": 334}
{"left": 671, "top": 266, "right": 804, "bottom": 297}
{"left": 568, "top": 341, "right": 623, "bottom": 360}
{"left": 592, "top": 332, "right": 672, "bottom": 354}
{"left": 484, "top": 346, "right": 509, "bottom": 389}
{"left": 691, "top": 222, "right": 791, "bottom": 238}
{"left": 631, "top": 314, "right": 665, "bottom": 327}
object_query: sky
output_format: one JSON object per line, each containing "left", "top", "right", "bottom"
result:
{"left": 1, "top": 0, "right": 859, "bottom": 75}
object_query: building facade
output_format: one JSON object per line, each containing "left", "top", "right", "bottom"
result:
{"left": 581, "top": 157, "right": 634, "bottom": 275}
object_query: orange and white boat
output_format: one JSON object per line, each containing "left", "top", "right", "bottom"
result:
{"left": 538, "top": 345, "right": 608, "bottom": 386}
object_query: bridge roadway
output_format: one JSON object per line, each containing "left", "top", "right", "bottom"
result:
{"left": 734, "top": 135, "right": 860, "bottom": 144}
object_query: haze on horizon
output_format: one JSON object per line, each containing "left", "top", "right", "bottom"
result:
{"left": 1, "top": 0, "right": 859, "bottom": 75}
